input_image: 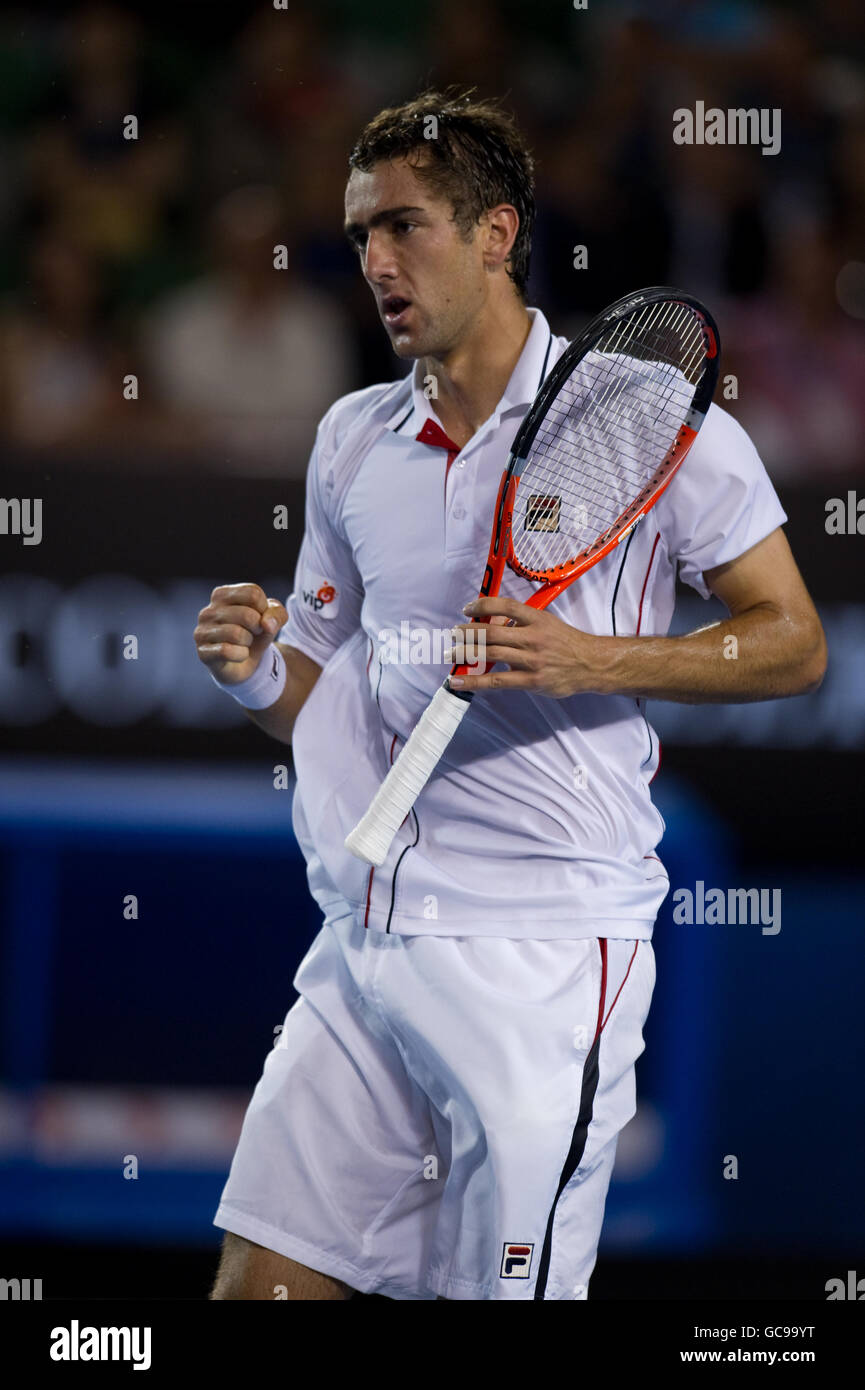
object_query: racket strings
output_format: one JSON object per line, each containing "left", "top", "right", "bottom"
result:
{"left": 512, "top": 301, "right": 708, "bottom": 576}
{"left": 547, "top": 302, "right": 702, "bottom": 473}
{"left": 536, "top": 360, "right": 691, "bottom": 495}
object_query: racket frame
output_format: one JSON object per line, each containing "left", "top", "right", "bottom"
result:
{"left": 449, "top": 285, "right": 720, "bottom": 683}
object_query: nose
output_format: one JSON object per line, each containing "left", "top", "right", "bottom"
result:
{"left": 363, "top": 229, "right": 397, "bottom": 286}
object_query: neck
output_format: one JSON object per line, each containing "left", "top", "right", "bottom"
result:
{"left": 422, "top": 296, "right": 532, "bottom": 447}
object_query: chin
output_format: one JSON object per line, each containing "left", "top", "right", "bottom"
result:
{"left": 391, "top": 336, "right": 423, "bottom": 360}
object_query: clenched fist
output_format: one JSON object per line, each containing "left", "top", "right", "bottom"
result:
{"left": 194, "top": 583, "right": 288, "bottom": 686}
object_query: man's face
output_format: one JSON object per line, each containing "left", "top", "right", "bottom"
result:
{"left": 344, "top": 156, "right": 488, "bottom": 360}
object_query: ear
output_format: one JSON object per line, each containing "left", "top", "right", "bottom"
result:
{"left": 480, "top": 203, "right": 519, "bottom": 273}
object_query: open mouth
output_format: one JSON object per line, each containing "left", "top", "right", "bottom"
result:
{"left": 382, "top": 296, "right": 412, "bottom": 326}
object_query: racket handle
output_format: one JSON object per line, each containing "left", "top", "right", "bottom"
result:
{"left": 344, "top": 683, "right": 471, "bottom": 866}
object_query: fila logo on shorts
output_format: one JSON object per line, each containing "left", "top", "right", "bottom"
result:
{"left": 501, "top": 1242, "right": 534, "bottom": 1278}
{"left": 301, "top": 576, "right": 339, "bottom": 618}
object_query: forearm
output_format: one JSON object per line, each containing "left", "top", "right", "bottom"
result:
{"left": 591, "top": 603, "right": 826, "bottom": 703}
{"left": 454, "top": 531, "right": 827, "bottom": 703}
{"left": 245, "top": 643, "right": 321, "bottom": 742}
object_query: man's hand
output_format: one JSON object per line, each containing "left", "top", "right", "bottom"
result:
{"left": 449, "top": 599, "right": 601, "bottom": 697}
{"left": 194, "top": 583, "right": 288, "bottom": 685}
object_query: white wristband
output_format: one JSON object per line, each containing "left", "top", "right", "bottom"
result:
{"left": 211, "top": 644, "right": 287, "bottom": 709}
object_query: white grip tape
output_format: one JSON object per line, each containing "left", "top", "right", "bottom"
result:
{"left": 344, "top": 684, "right": 471, "bottom": 866}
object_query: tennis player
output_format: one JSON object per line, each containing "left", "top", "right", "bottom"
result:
{"left": 195, "top": 90, "right": 826, "bottom": 1300}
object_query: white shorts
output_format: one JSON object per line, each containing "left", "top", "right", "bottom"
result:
{"left": 214, "top": 906, "right": 656, "bottom": 1300}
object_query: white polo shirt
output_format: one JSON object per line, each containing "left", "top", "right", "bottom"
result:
{"left": 281, "top": 306, "right": 786, "bottom": 938}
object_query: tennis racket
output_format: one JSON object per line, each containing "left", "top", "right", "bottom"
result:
{"left": 345, "top": 285, "right": 720, "bottom": 867}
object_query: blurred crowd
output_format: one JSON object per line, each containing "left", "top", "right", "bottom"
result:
{"left": 0, "top": 0, "right": 863, "bottom": 479}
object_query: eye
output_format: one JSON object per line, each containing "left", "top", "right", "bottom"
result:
{"left": 393, "top": 221, "right": 416, "bottom": 235}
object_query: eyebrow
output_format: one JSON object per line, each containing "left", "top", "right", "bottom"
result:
{"left": 344, "top": 206, "right": 426, "bottom": 242}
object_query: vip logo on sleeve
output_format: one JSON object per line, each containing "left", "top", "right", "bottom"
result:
{"left": 500, "top": 1242, "right": 534, "bottom": 1278}
{"left": 301, "top": 575, "right": 340, "bottom": 619}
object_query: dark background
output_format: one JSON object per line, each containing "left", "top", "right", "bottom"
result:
{"left": 0, "top": 0, "right": 863, "bottom": 1301}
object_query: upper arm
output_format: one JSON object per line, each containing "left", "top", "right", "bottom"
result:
{"left": 705, "top": 527, "right": 827, "bottom": 688}
{"left": 704, "top": 526, "right": 817, "bottom": 620}
{"left": 658, "top": 402, "right": 787, "bottom": 600}
{"left": 280, "top": 423, "right": 364, "bottom": 668}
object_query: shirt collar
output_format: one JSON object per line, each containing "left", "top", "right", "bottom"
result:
{"left": 384, "top": 306, "right": 556, "bottom": 436}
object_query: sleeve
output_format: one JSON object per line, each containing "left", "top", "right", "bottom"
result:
{"left": 658, "top": 401, "right": 788, "bottom": 600}
{"left": 278, "top": 414, "right": 365, "bottom": 668}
